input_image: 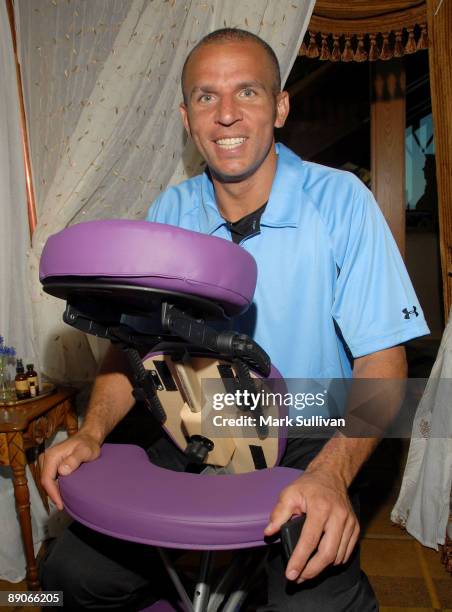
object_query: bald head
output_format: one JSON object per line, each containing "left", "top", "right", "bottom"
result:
{"left": 181, "top": 28, "right": 281, "bottom": 103}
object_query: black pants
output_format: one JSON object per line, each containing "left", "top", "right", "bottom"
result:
{"left": 40, "top": 411, "right": 378, "bottom": 611}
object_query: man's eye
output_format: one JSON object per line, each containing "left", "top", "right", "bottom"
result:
{"left": 199, "top": 94, "right": 213, "bottom": 103}
{"left": 240, "top": 88, "right": 256, "bottom": 98}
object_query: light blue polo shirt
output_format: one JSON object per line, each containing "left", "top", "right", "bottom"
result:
{"left": 146, "top": 143, "right": 429, "bottom": 380}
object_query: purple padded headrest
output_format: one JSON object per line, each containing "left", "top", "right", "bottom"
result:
{"left": 39, "top": 220, "right": 257, "bottom": 316}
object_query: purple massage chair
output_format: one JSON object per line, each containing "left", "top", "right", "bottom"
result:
{"left": 40, "top": 220, "right": 300, "bottom": 611}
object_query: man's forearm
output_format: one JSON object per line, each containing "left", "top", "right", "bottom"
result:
{"left": 80, "top": 345, "right": 135, "bottom": 444}
{"left": 39, "top": 344, "right": 136, "bottom": 509}
{"left": 305, "top": 435, "right": 378, "bottom": 488}
{"left": 305, "top": 345, "right": 407, "bottom": 487}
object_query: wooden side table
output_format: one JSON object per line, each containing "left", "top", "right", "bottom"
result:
{"left": 0, "top": 387, "right": 78, "bottom": 590}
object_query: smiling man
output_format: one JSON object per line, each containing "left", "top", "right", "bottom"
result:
{"left": 40, "top": 29, "right": 429, "bottom": 611}
{"left": 178, "top": 33, "right": 288, "bottom": 215}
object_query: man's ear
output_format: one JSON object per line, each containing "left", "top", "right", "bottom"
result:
{"left": 274, "top": 91, "right": 290, "bottom": 129}
{"left": 179, "top": 102, "right": 191, "bottom": 137}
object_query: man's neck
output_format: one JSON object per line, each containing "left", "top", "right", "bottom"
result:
{"left": 211, "top": 145, "right": 278, "bottom": 222}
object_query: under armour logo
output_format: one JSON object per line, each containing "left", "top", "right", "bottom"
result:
{"left": 402, "top": 306, "right": 419, "bottom": 319}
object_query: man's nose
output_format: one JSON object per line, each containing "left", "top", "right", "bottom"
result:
{"left": 215, "top": 95, "right": 241, "bottom": 126}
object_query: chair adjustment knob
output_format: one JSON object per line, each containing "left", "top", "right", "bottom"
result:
{"left": 185, "top": 435, "right": 214, "bottom": 464}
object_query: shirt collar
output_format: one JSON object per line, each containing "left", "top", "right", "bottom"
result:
{"left": 199, "top": 142, "right": 303, "bottom": 235}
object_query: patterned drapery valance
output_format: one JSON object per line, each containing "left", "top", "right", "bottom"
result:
{"left": 301, "top": 0, "right": 428, "bottom": 61}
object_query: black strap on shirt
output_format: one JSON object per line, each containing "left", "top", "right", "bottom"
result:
{"left": 225, "top": 202, "right": 267, "bottom": 244}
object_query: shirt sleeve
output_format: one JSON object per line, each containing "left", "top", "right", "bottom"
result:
{"left": 145, "top": 182, "right": 199, "bottom": 229}
{"left": 331, "top": 184, "right": 430, "bottom": 358}
{"left": 145, "top": 193, "right": 165, "bottom": 223}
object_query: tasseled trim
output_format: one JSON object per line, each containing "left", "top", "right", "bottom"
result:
{"left": 331, "top": 34, "right": 341, "bottom": 62}
{"left": 369, "top": 34, "right": 379, "bottom": 61}
{"left": 319, "top": 34, "right": 330, "bottom": 61}
{"left": 298, "top": 24, "right": 429, "bottom": 62}
{"left": 379, "top": 32, "right": 392, "bottom": 60}
{"left": 354, "top": 35, "right": 368, "bottom": 62}
{"left": 405, "top": 27, "right": 417, "bottom": 54}
{"left": 342, "top": 35, "right": 354, "bottom": 62}
{"left": 306, "top": 31, "right": 319, "bottom": 58}
{"left": 394, "top": 31, "right": 404, "bottom": 58}
{"left": 417, "top": 24, "right": 429, "bottom": 50}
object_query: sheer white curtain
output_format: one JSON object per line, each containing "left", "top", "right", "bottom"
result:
{"left": 16, "top": 0, "right": 315, "bottom": 383}
{"left": 392, "top": 307, "right": 452, "bottom": 549}
{"left": 1, "top": 0, "right": 315, "bottom": 582}
{"left": 0, "top": 1, "right": 34, "bottom": 364}
{"left": 0, "top": 2, "right": 52, "bottom": 584}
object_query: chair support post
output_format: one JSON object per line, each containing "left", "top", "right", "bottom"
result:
{"left": 221, "top": 550, "right": 268, "bottom": 612}
{"left": 157, "top": 548, "right": 195, "bottom": 612}
{"left": 207, "top": 551, "right": 251, "bottom": 612}
{"left": 193, "top": 551, "right": 212, "bottom": 612}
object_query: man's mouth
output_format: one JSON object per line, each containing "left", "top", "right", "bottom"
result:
{"left": 215, "top": 137, "right": 246, "bottom": 150}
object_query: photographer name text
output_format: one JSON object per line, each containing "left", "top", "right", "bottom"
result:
{"left": 212, "top": 414, "right": 345, "bottom": 428}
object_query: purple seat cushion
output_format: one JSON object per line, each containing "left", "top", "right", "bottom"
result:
{"left": 60, "top": 444, "right": 300, "bottom": 550}
{"left": 39, "top": 220, "right": 257, "bottom": 316}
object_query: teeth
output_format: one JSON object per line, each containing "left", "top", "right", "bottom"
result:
{"left": 216, "top": 137, "right": 246, "bottom": 149}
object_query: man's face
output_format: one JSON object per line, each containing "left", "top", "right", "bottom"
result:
{"left": 180, "top": 40, "right": 289, "bottom": 183}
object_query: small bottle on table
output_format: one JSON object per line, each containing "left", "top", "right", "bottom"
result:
{"left": 15, "top": 359, "right": 30, "bottom": 400}
{"left": 26, "top": 363, "right": 39, "bottom": 396}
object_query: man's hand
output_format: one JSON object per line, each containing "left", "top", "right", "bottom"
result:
{"left": 39, "top": 431, "right": 101, "bottom": 511}
{"left": 264, "top": 467, "right": 359, "bottom": 583}
{"left": 39, "top": 344, "right": 136, "bottom": 511}
{"left": 264, "top": 346, "right": 406, "bottom": 582}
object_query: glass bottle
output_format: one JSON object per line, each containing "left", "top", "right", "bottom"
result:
{"left": 0, "top": 356, "right": 13, "bottom": 402}
{"left": 26, "top": 363, "right": 39, "bottom": 396}
{"left": 15, "top": 359, "right": 30, "bottom": 400}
